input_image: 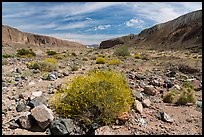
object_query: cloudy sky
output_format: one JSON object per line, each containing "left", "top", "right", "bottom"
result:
{"left": 2, "top": 2, "right": 202, "bottom": 45}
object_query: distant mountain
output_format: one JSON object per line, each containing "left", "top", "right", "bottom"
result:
{"left": 2, "top": 25, "right": 85, "bottom": 48}
{"left": 99, "top": 10, "right": 202, "bottom": 51}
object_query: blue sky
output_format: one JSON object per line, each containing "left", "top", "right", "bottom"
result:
{"left": 2, "top": 2, "right": 202, "bottom": 45}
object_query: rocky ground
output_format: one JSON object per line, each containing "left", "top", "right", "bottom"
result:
{"left": 2, "top": 47, "right": 202, "bottom": 135}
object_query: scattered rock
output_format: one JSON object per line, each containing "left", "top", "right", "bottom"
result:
{"left": 95, "top": 126, "right": 114, "bottom": 135}
{"left": 16, "top": 68, "right": 22, "bottom": 74}
{"left": 16, "top": 100, "right": 27, "bottom": 112}
{"left": 134, "top": 100, "right": 143, "bottom": 114}
{"left": 143, "top": 85, "right": 157, "bottom": 96}
{"left": 196, "top": 101, "right": 202, "bottom": 108}
{"left": 18, "top": 112, "right": 33, "bottom": 129}
{"left": 158, "top": 112, "right": 173, "bottom": 123}
{"left": 19, "top": 93, "right": 29, "bottom": 100}
{"left": 31, "top": 104, "right": 54, "bottom": 129}
{"left": 117, "top": 112, "right": 130, "bottom": 121}
{"left": 28, "top": 96, "right": 48, "bottom": 109}
{"left": 139, "top": 81, "right": 146, "bottom": 88}
{"left": 132, "top": 90, "right": 144, "bottom": 101}
{"left": 28, "top": 81, "right": 35, "bottom": 86}
{"left": 191, "top": 79, "right": 202, "bottom": 91}
{"left": 32, "top": 91, "right": 43, "bottom": 97}
{"left": 9, "top": 121, "right": 20, "bottom": 129}
{"left": 138, "top": 118, "right": 148, "bottom": 127}
{"left": 48, "top": 73, "right": 57, "bottom": 81}
{"left": 135, "top": 73, "right": 146, "bottom": 80}
{"left": 48, "top": 118, "right": 82, "bottom": 135}
{"left": 166, "top": 70, "right": 176, "bottom": 77}
{"left": 142, "top": 99, "right": 151, "bottom": 108}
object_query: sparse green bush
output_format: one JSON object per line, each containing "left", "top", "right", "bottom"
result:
{"left": 108, "top": 59, "right": 121, "bottom": 65}
{"left": 96, "top": 57, "right": 106, "bottom": 64}
{"left": 2, "top": 60, "right": 9, "bottom": 65}
{"left": 134, "top": 53, "right": 142, "bottom": 59}
{"left": 16, "top": 48, "right": 36, "bottom": 57}
{"left": 177, "top": 87, "right": 196, "bottom": 105}
{"left": 49, "top": 70, "right": 133, "bottom": 126}
{"left": 2, "top": 54, "right": 14, "bottom": 58}
{"left": 26, "top": 61, "right": 41, "bottom": 70}
{"left": 114, "top": 46, "right": 130, "bottom": 57}
{"left": 163, "top": 86, "right": 196, "bottom": 105}
{"left": 46, "top": 50, "right": 57, "bottom": 55}
{"left": 163, "top": 90, "right": 179, "bottom": 103}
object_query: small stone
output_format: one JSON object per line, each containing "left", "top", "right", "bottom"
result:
{"left": 9, "top": 121, "right": 20, "bottom": 129}
{"left": 158, "top": 112, "right": 173, "bottom": 123}
{"left": 117, "top": 112, "right": 130, "bottom": 121}
{"left": 16, "top": 68, "right": 22, "bottom": 74}
{"left": 31, "top": 104, "right": 54, "bottom": 129}
{"left": 139, "top": 81, "right": 146, "bottom": 88}
{"left": 143, "top": 85, "right": 157, "bottom": 96}
{"left": 142, "top": 99, "right": 151, "bottom": 108}
{"left": 95, "top": 126, "right": 114, "bottom": 135}
{"left": 19, "top": 93, "right": 29, "bottom": 100}
{"left": 18, "top": 112, "right": 33, "bottom": 129}
{"left": 132, "top": 90, "right": 144, "bottom": 101}
{"left": 49, "top": 118, "right": 82, "bottom": 135}
{"left": 134, "top": 100, "right": 143, "bottom": 114}
{"left": 196, "top": 101, "right": 202, "bottom": 108}
{"left": 32, "top": 91, "right": 43, "bottom": 97}
{"left": 63, "top": 72, "right": 69, "bottom": 76}
{"left": 16, "top": 101, "right": 27, "bottom": 112}
{"left": 28, "top": 81, "right": 35, "bottom": 86}
{"left": 138, "top": 118, "right": 147, "bottom": 127}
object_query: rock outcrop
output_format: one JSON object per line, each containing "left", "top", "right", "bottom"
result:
{"left": 2, "top": 25, "right": 85, "bottom": 48}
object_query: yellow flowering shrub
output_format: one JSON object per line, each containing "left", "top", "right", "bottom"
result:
{"left": 50, "top": 70, "right": 134, "bottom": 126}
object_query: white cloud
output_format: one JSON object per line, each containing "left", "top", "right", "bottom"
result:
{"left": 15, "top": 23, "right": 57, "bottom": 32}
{"left": 129, "top": 2, "right": 202, "bottom": 23}
{"left": 54, "top": 21, "right": 89, "bottom": 30}
{"left": 126, "top": 18, "right": 144, "bottom": 28}
{"left": 43, "top": 33, "right": 127, "bottom": 45}
{"left": 94, "top": 25, "right": 111, "bottom": 30}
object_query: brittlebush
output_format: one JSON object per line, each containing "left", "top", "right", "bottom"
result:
{"left": 50, "top": 70, "right": 134, "bottom": 126}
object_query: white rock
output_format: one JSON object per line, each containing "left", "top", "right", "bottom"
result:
{"left": 32, "top": 91, "right": 42, "bottom": 97}
{"left": 28, "top": 81, "right": 35, "bottom": 86}
{"left": 142, "top": 99, "right": 151, "bottom": 108}
{"left": 134, "top": 100, "right": 143, "bottom": 114}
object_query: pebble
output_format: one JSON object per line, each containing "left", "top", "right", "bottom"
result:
{"left": 134, "top": 100, "right": 143, "bottom": 114}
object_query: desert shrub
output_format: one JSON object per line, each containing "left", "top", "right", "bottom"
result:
{"left": 96, "top": 57, "right": 106, "bottom": 64}
{"left": 16, "top": 48, "right": 36, "bottom": 57}
{"left": 108, "top": 59, "right": 121, "bottom": 65}
{"left": 2, "top": 54, "right": 14, "bottom": 58}
{"left": 26, "top": 58, "right": 57, "bottom": 72}
{"left": 70, "top": 65, "right": 79, "bottom": 71}
{"left": 114, "top": 46, "right": 130, "bottom": 57}
{"left": 46, "top": 50, "right": 57, "bottom": 55}
{"left": 44, "top": 58, "right": 57, "bottom": 64}
{"left": 2, "top": 60, "right": 9, "bottom": 65}
{"left": 50, "top": 70, "right": 134, "bottom": 126}
{"left": 163, "top": 90, "right": 179, "bottom": 103}
{"left": 134, "top": 53, "right": 142, "bottom": 59}
{"left": 26, "top": 61, "right": 41, "bottom": 70}
{"left": 177, "top": 87, "right": 196, "bottom": 105}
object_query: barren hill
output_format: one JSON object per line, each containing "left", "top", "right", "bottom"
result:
{"left": 2, "top": 25, "right": 85, "bottom": 48}
{"left": 99, "top": 10, "right": 202, "bottom": 51}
